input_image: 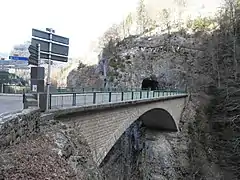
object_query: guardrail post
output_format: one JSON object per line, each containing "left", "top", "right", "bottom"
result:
{"left": 131, "top": 91, "right": 134, "bottom": 100}
{"left": 109, "top": 92, "right": 112, "bottom": 102}
{"left": 83, "top": 88, "right": 85, "bottom": 93}
{"left": 140, "top": 91, "right": 142, "bottom": 99}
{"left": 49, "top": 94, "right": 52, "bottom": 109}
{"left": 121, "top": 92, "right": 124, "bottom": 101}
{"left": 153, "top": 91, "right": 155, "bottom": 97}
{"left": 23, "top": 91, "right": 28, "bottom": 109}
{"left": 93, "top": 92, "right": 96, "bottom": 104}
{"left": 37, "top": 93, "right": 40, "bottom": 108}
{"left": 72, "top": 93, "right": 76, "bottom": 106}
{"left": 163, "top": 91, "right": 164, "bottom": 96}
{"left": 147, "top": 90, "right": 149, "bottom": 98}
{"left": 158, "top": 91, "right": 160, "bottom": 97}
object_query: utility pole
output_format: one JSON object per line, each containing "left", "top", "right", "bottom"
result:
{"left": 103, "top": 58, "right": 107, "bottom": 89}
{"left": 99, "top": 51, "right": 108, "bottom": 90}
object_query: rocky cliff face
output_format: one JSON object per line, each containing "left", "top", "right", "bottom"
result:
{"left": 67, "top": 29, "right": 204, "bottom": 90}
{"left": 67, "top": 64, "right": 104, "bottom": 89}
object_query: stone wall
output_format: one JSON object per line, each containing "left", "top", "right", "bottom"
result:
{"left": 0, "top": 108, "right": 41, "bottom": 149}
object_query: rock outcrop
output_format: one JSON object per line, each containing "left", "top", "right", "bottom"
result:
{"left": 67, "top": 64, "right": 104, "bottom": 89}
{"left": 67, "top": 29, "right": 204, "bottom": 90}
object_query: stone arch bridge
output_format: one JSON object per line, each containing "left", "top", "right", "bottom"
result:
{"left": 55, "top": 95, "right": 187, "bottom": 166}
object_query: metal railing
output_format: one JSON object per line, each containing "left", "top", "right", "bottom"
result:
{"left": 1, "top": 85, "right": 142, "bottom": 94}
{"left": 0, "top": 84, "right": 31, "bottom": 94}
{"left": 47, "top": 90, "right": 186, "bottom": 109}
{"left": 55, "top": 87, "right": 143, "bottom": 93}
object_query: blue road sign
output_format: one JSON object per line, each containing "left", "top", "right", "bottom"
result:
{"left": 9, "top": 56, "right": 29, "bottom": 61}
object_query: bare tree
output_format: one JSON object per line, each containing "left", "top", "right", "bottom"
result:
{"left": 136, "top": 0, "right": 155, "bottom": 34}
{"left": 125, "top": 13, "right": 133, "bottom": 36}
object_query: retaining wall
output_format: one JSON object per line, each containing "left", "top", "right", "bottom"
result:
{"left": 0, "top": 108, "right": 41, "bottom": 148}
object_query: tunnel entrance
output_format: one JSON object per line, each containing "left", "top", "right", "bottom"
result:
{"left": 141, "top": 77, "right": 159, "bottom": 91}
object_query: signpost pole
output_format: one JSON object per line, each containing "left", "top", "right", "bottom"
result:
{"left": 46, "top": 30, "right": 53, "bottom": 111}
{"left": 37, "top": 44, "right": 41, "bottom": 67}
{"left": 37, "top": 43, "right": 41, "bottom": 107}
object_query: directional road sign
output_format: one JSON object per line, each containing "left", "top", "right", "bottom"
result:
{"left": 31, "top": 28, "right": 69, "bottom": 62}
{"left": 9, "top": 56, "right": 28, "bottom": 61}
{"left": 28, "top": 45, "right": 38, "bottom": 57}
{"left": 28, "top": 45, "right": 39, "bottom": 66}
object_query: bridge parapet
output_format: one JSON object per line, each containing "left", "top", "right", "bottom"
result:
{"left": 52, "top": 94, "right": 187, "bottom": 166}
{"left": 28, "top": 90, "right": 185, "bottom": 111}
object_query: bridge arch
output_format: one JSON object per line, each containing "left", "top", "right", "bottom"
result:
{"left": 139, "top": 108, "right": 178, "bottom": 132}
{"left": 98, "top": 107, "right": 179, "bottom": 166}
{"left": 57, "top": 97, "right": 186, "bottom": 166}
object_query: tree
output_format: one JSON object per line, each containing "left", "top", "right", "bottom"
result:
{"left": 136, "top": 0, "right": 155, "bottom": 34}
{"left": 125, "top": 13, "right": 133, "bottom": 36}
{"left": 98, "top": 24, "right": 121, "bottom": 49}
{"left": 174, "top": 0, "right": 187, "bottom": 29}
{"left": 160, "top": 8, "right": 171, "bottom": 33}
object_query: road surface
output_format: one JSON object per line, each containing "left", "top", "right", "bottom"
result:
{"left": 0, "top": 95, "right": 23, "bottom": 115}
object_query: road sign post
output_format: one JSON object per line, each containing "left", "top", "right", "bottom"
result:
{"left": 46, "top": 29, "right": 53, "bottom": 111}
{"left": 38, "top": 44, "right": 41, "bottom": 66}
{"left": 30, "top": 28, "right": 69, "bottom": 111}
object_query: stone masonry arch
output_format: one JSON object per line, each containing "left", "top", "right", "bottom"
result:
{"left": 56, "top": 96, "right": 187, "bottom": 166}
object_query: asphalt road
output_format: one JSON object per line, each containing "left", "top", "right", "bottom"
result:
{"left": 0, "top": 95, "right": 23, "bottom": 115}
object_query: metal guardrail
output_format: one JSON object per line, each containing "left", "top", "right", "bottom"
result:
{"left": 47, "top": 90, "right": 186, "bottom": 109}
{"left": 1, "top": 85, "right": 181, "bottom": 94}
{"left": 1, "top": 86, "right": 143, "bottom": 94}
{"left": 0, "top": 84, "right": 31, "bottom": 94}
{"left": 55, "top": 87, "right": 143, "bottom": 93}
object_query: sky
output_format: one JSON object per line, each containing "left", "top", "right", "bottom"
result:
{"left": 0, "top": 0, "right": 223, "bottom": 61}
{"left": 0, "top": 0, "right": 139, "bottom": 58}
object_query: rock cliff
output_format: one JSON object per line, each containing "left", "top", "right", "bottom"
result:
{"left": 67, "top": 29, "right": 204, "bottom": 90}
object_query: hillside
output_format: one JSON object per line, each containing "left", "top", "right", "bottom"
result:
{"left": 67, "top": 0, "right": 240, "bottom": 178}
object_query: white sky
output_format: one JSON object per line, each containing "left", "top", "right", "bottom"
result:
{"left": 0, "top": 0, "right": 139, "bottom": 57}
{"left": 0, "top": 0, "right": 222, "bottom": 59}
